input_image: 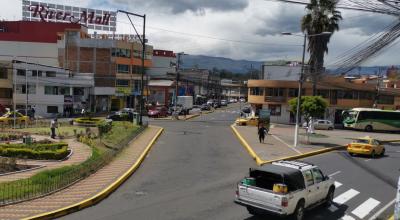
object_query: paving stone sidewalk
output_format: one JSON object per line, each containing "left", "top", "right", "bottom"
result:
{"left": 0, "top": 135, "right": 92, "bottom": 183}
{"left": 0, "top": 126, "right": 161, "bottom": 220}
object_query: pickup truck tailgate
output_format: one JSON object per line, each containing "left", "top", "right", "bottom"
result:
{"left": 237, "top": 184, "right": 283, "bottom": 211}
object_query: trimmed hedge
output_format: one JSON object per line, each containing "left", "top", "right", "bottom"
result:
{"left": 0, "top": 143, "right": 69, "bottom": 160}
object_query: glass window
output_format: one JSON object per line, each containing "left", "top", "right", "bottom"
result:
{"left": 266, "top": 88, "right": 285, "bottom": 97}
{"left": 117, "top": 79, "right": 129, "bottom": 87}
{"left": 303, "top": 170, "right": 314, "bottom": 186}
{"left": 17, "top": 69, "right": 26, "bottom": 76}
{"left": 47, "top": 106, "right": 58, "bottom": 113}
{"left": 317, "top": 90, "right": 329, "bottom": 99}
{"left": 112, "top": 48, "right": 131, "bottom": 58}
{"left": 377, "top": 95, "right": 394, "bottom": 105}
{"left": 312, "top": 168, "right": 324, "bottom": 183}
{"left": 117, "top": 64, "right": 130, "bottom": 74}
{"left": 32, "top": 70, "right": 42, "bottom": 77}
{"left": 46, "top": 71, "right": 56, "bottom": 77}
{"left": 45, "top": 86, "right": 58, "bottom": 95}
{"left": 269, "top": 104, "right": 281, "bottom": 116}
{"left": 250, "top": 87, "right": 263, "bottom": 96}
{"left": 0, "top": 67, "right": 7, "bottom": 79}
{"left": 73, "top": 87, "right": 84, "bottom": 96}
{"left": 59, "top": 87, "right": 70, "bottom": 95}
{"left": 16, "top": 85, "right": 35, "bottom": 94}
{"left": 0, "top": 88, "right": 12, "bottom": 98}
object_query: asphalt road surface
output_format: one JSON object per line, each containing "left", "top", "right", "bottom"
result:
{"left": 60, "top": 108, "right": 398, "bottom": 220}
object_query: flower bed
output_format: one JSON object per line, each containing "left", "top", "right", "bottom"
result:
{"left": 0, "top": 142, "right": 69, "bottom": 160}
{"left": 0, "top": 133, "right": 23, "bottom": 141}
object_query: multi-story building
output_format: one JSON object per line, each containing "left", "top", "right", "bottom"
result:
{"left": 0, "top": 21, "right": 82, "bottom": 110}
{"left": 58, "top": 31, "right": 153, "bottom": 112}
{"left": 12, "top": 60, "right": 93, "bottom": 117}
{"left": 247, "top": 76, "right": 400, "bottom": 124}
{"left": 147, "top": 50, "right": 176, "bottom": 79}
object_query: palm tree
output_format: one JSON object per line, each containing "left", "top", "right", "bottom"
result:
{"left": 301, "top": 0, "right": 342, "bottom": 95}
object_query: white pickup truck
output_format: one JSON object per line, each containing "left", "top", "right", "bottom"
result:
{"left": 235, "top": 160, "right": 335, "bottom": 220}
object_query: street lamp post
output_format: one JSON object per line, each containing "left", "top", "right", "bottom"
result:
{"left": 173, "top": 52, "right": 186, "bottom": 118}
{"left": 282, "top": 32, "right": 331, "bottom": 148}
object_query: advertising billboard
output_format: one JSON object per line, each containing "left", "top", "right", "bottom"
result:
{"left": 22, "top": 0, "right": 116, "bottom": 31}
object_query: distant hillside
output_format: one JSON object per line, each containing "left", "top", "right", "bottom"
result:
{"left": 181, "top": 55, "right": 262, "bottom": 74}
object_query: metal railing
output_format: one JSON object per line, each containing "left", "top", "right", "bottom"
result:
{"left": 0, "top": 122, "right": 148, "bottom": 206}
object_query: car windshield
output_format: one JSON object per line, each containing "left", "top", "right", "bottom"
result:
{"left": 354, "top": 139, "right": 370, "bottom": 144}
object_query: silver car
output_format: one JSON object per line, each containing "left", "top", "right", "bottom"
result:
{"left": 303, "top": 120, "right": 334, "bottom": 130}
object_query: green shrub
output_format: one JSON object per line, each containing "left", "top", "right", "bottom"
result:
{"left": 97, "top": 120, "right": 112, "bottom": 137}
{"left": 0, "top": 143, "right": 69, "bottom": 160}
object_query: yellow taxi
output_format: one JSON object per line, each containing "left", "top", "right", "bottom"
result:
{"left": 347, "top": 136, "right": 385, "bottom": 158}
{"left": 0, "top": 112, "right": 30, "bottom": 125}
{"left": 235, "top": 116, "right": 259, "bottom": 126}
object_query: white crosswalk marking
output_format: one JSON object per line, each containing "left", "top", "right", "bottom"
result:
{"left": 334, "top": 181, "right": 343, "bottom": 188}
{"left": 333, "top": 189, "right": 360, "bottom": 205}
{"left": 341, "top": 215, "right": 356, "bottom": 220}
{"left": 352, "top": 198, "right": 380, "bottom": 219}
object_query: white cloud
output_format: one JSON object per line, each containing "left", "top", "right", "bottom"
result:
{"left": 1, "top": 0, "right": 400, "bottom": 66}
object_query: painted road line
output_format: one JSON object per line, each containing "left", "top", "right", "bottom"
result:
{"left": 341, "top": 215, "right": 356, "bottom": 220}
{"left": 328, "top": 204, "right": 339, "bottom": 212}
{"left": 333, "top": 189, "right": 360, "bottom": 205}
{"left": 271, "top": 134, "right": 302, "bottom": 154}
{"left": 334, "top": 181, "right": 343, "bottom": 188}
{"left": 368, "top": 198, "right": 396, "bottom": 220}
{"left": 365, "top": 159, "right": 372, "bottom": 162}
{"left": 329, "top": 171, "right": 341, "bottom": 177}
{"left": 351, "top": 198, "right": 380, "bottom": 219}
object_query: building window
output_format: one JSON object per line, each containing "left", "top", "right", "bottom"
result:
{"left": 0, "top": 88, "right": 12, "bottom": 98}
{"left": 17, "top": 69, "right": 26, "bottom": 76}
{"left": 45, "top": 86, "right": 58, "bottom": 95}
{"left": 112, "top": 48, "right": 131, "bottom": 58}
{"left": 317, "top": 90, "right": 329, "bottom": 99}
{"left": 117, "top": 79, "right": 129, "bottom": 87}
{"left": 117, "top": 64, "right": 130, "bottom": 74}
{"left": 377, "top": 95, "right": 394, "bottom": 105}
{"left": 132, "top": 65, "right": 141, "bottom": 74}
{"left": 47, "top": 106, "right": 58, "bottom": 113}
{"left": 338, "top": 90, "right": 358, "bottom": 99}
{"left": 32, "top": 70, "right": 42, "bottom": 77}
{"left": 73, "top": 87, "right": 85, "bottom": 96}
{"left": 269, "top": 104, "right": 281, "bottom": 116}
{"left": 250, "top": 87, "right": 263, "bottom": 96}
{"left": 16, "top": 84, "right": 36, "bottom": 94}
{"left": 46, "top": 71, "right": 56, "bottom": 77}
{"left": 59, "top": 87, "right": 71, "bottom": 95}
{"left": 0, "top": 67, "right": 7, "bottom": 79}
{"left": 359, "top": 92, "right": 374, "bottom": 100}
{"left": 288, "top": 88, "right": 306, "bottom": 97}
{"left": 266, "top": 88, "right": 285, "bottom": 97}
{"left": 133, "top": 50, "right": 141, "bottom": 58}
{"left": 134, "top": 80, "right": 140, "bottom": 92}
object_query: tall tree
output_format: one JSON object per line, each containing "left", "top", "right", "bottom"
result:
{"left": 301, "top": 0, "right": 342, "bottom": 95}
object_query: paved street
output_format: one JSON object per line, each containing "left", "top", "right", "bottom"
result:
{"left": 60, "top": 108, "right": 398, "bottom": 220}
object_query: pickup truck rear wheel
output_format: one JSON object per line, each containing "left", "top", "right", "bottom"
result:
{"left": 324, "top": 187, "right": 335, "bottom": 207}
{"left": 293, "top": 201, "right": 305, "bottom": 220}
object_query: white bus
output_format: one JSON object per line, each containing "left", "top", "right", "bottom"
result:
{"left": 343, "top": 108, "right": 400, "bottom": 132}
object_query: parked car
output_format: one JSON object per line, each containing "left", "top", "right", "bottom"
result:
{"left": 229, "top": 98, "right": 237, "bottom": 103}
{"left": 303, "top": 120, "right": 334, "bottom": 130}
{"left": 347, "top": 136, "right": 385, "bottom": 158}
{"left": 235, "top": 116, "right": 259, "bottom": 126}
{"left": 242, "top": 106, "right": 251, "bottom": 114}
{"left": 168, "top": 104, "right": 189, "bottom": 115}
{"left": 220, "top": 99, "right": 228, "bottom": 106}
{"left": 0, "top": 112, "right": 30, "bottom": 125}
{"left": 213, "top": 102, "right": 221, "bottom": 108}
{"left": 207, "top": 99, "right": 214, "bottom": 106}
{"left": 235, "top": 160, "right": 335, "bottom": 220}
{"left": 106, "top": 111, "right": 134, "bottom": 121}
{"left": 148, "top": 106, "right": 168, "bottom": 118}
{"left": 200, "top": 104, "right": 211, "bottom": 111}
{"left": 239, "top": 98, "right": 246, "bottom": 102}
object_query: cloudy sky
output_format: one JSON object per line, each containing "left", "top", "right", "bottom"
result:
{"left": 1, "top": 0, "right": 400, "bottom": 67}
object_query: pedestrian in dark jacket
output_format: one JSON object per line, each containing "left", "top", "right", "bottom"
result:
{"left": 258, "top": 124, "right": 268, "bottom": 143}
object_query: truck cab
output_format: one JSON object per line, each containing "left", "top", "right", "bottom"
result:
{"left": 235, "top": 160, "right": 335, "bottom": 220}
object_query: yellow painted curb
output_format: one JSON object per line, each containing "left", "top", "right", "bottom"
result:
{"left": 231, "top": 125, "right": 264, "bottom": 165}
{"left": 24, "top": 126, "right": 164, "bottom": 220}
{"left": 184, "top": 114, "right": 200, "bottom": 121}
{"left": 231, "top": 124, "right": 346, "bottom": 166}
{"left": 388, "top": 215, "right": 394, "bottom": 220}
{"left": 260, "top": 145, "right": 347, "bottom": 165}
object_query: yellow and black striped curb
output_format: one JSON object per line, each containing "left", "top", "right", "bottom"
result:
{"left": 24, "top": 126, "right": 164, "bottom": 220}
{"left": 231, "top": 124, "right": 346, "bottom": 166}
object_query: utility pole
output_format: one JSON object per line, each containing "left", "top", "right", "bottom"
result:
{"left": 174, "top": 52, "right": 185, "bottom": 117}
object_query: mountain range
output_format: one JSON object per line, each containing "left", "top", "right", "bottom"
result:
{"left": 180, "top": 54, "right": 396, "bottom": 76}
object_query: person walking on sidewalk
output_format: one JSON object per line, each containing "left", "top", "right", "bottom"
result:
{"left": 258, "top": 124, "right": 268, "bottom": 143}
{"left": 50, "top": 118, "right": 58, "bottom": 139}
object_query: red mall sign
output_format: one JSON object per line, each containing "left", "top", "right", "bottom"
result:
{"left": 28, "top": 5, "right": 111, "bottom": 25}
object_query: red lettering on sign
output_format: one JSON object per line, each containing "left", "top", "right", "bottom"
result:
{"left": 95, "top": 16, "right": 102, "bottom": 24}
{"left": 102, "top": 14, "right": 111, "bottom": 25}
{"left": 48, "top": 10, "right": 55, "bottom": 19}
{"left": 56, "top": 11, "right": 63, "bottom": 20}
{"left": 29, "top": 5, "right": 46, "bottom": 21}
{"left": 88, "top": 12, "right": 95, "bottom": 24}
{"left": 63, "top": 12, "right": 70, "bottom": 20}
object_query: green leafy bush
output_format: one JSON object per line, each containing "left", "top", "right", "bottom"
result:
{"left": 97, "top": 120, "right": 112, "bottom": 137}
{"left": 0, "top": 143, "right": 69, "bottom": 160}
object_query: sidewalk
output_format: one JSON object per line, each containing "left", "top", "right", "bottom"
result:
{"left": 0, "top": 126, "right": 163, "bottom": 220}
{"left": 232, "top": 124, "right": 345, "bottom": 164}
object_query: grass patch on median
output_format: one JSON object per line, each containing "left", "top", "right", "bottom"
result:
{"left": 101, "top": 121, "right": 139, "bottom": 148}
{"left": 17, "top": 126, "right": 87, "bottom": 137}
